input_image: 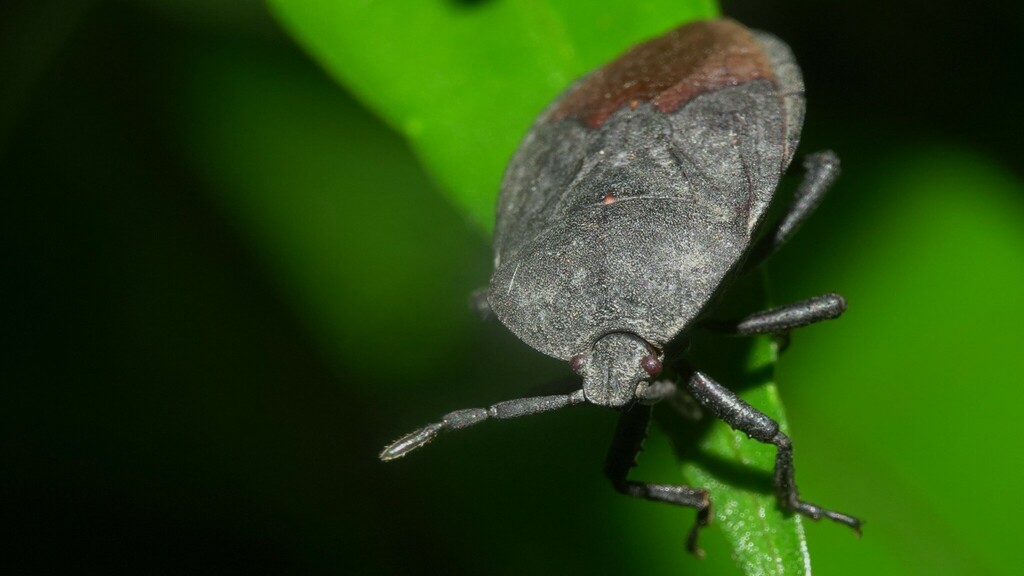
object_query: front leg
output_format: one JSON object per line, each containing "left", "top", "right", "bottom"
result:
{"left": 684, "top": 370, "right": 862, "bottom": 533}
{"left": 704, "top": 293, "right": 846, "bottom": 336}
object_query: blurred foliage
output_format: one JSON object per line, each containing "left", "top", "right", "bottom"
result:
{"left": 266, "top": 1, "right": 811, "bottom": 572}
{"left": 268, "top": 0, "right": 718, "bottom": 231}
{"left": 3, "top": 1, "right": 1023, "bottom": 575}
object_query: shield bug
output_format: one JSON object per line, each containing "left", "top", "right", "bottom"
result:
{"left": 381, "top": 18, "right": 861, "bottom": 553}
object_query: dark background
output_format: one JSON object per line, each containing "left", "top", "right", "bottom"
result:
{"left": 4, "top": 1, "right": 1023, "bottom": 574}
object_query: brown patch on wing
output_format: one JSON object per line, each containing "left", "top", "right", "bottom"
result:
{"left": 551, "top": 19, "right": 774, "bottom": 128}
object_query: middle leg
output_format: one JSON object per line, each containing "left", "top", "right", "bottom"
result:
{"left": 605, "top": 403, "right": 712, "bottom": 555}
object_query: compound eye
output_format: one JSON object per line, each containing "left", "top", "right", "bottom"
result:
{"left": 569, "top": 354, "right": 586, "bottom": 373}
{"left": 640, "top": 355, "right": 662, "bottom": 377}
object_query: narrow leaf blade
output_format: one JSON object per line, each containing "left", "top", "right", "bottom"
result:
{"left": 266, "top": 0, "right": 718, "bottom": 231}
{"left": 265, "top": 2, "right": 812, "bottom": 573}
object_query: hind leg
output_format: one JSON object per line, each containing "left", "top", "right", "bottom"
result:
{"left": 745, "top": 150, "right": 840, "bottom": 271}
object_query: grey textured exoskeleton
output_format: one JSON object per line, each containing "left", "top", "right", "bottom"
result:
{"left": 381, "top": 19, "right": 861, "bottom": 554}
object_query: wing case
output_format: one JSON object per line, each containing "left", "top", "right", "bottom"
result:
{"left": 490, "top": 19, "right": 804, "bottom": 360}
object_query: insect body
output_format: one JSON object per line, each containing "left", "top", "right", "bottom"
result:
{"left": 381, "top": 18, "right": 861, "bottom": 553}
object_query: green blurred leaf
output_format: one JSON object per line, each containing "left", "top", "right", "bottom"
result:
{"left": 769, "top": 142, "right": 1024, "bottom": 576}
{"left": 175, "top": 39, "right": 489, "bottom": 383}
{"left": 264, "top": 1, "right": 818, "bottom": 573}
{"left": 267, "top": 0, "right": 718, "bottom": 231}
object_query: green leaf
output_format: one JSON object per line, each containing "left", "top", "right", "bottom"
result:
{"left": 265, "top": 1, "right": 814, "bottom": 573}
{"left": 769, "top": 142, "right": 1024, "bottom": 576}
{"left": 683, "top": 370, "right": 813, "bottom": 576}
{"left": 663, "top": 272, "right": 811, "bottom": 576}
{"left": 267, "top": 0, "right": 718, "bottom": 232}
